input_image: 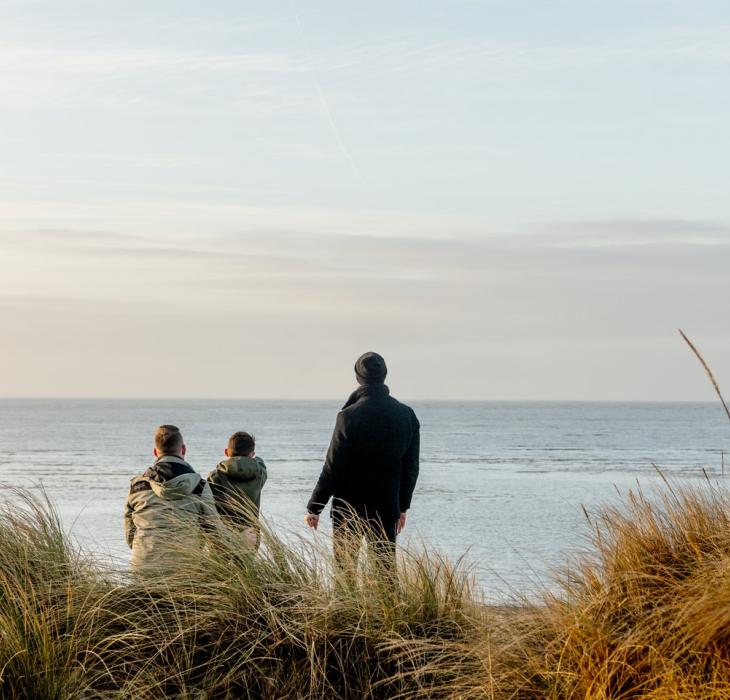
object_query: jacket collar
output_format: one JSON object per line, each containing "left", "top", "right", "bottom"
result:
{"left": 342, "top": 383, "right": 390, "bottom": 409}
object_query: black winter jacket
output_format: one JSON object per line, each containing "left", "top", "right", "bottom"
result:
{"left": 306, "top": 384, "right": 420, "bottom": 522}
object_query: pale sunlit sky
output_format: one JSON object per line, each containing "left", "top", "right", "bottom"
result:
{"left": 1, "top": 1, "right": 729, "bottom": 400}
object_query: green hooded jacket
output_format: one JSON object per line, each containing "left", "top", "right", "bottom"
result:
{"left": 207, "top": 456, "right": 267, "bottom": 526}
{"left": 124, "top": 456, "right": 219, "bottom": 574}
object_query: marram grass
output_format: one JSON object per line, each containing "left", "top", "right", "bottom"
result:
{"left": 0, "top": 492, "right": 490, "bottom": 699}
{"left": 5, "top": 480, "right": 730, "bottom": 699}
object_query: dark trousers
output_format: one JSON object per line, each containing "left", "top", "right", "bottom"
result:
{"left": 332, "top": 509, "right": 397, "bottom": 575}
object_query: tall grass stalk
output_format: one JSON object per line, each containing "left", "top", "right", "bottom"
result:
{"left": 679, "top": 328, "right": 730, "bottom": 424}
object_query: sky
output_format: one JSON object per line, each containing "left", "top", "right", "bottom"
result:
{"left": 1, "top": 0, "right": 729, "bottom": 400}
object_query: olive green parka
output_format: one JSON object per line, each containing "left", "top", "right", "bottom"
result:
{"left": 207, "top": 456, "right": 267, "bottom": 527}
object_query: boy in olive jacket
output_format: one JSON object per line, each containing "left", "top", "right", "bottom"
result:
{"left": 207, "top": 431, "right": 267, "bottom": 549}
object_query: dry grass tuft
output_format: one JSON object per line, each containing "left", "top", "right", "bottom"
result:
{"left": 0, "top": 494, "right": 489, "bottom": 699}
{"left": 493, "top": 478, "right": 730, "bottom": 699}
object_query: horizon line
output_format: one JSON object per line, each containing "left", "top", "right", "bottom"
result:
{"left": 0, "top": 396, "right": 721, "bottom": 404}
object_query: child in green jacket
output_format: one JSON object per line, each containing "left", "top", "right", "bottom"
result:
{"left": 207, "top": 431, "right": 267, "bottom": 549}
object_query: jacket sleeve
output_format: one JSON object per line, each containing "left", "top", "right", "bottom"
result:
{"left": 399, "top": 412, "right": 420, "bottom": 512}
{"left": 257, "top": 457, "right": 268, "bottom": 489}
{"left": 124, "top": 493, "right": 136, "bottom": 549}
{"left": 307, "top": 411, "right": 351, "bottom": 515}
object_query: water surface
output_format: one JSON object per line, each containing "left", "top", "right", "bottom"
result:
{"left": 0, "top": 400, "right": 727, "bottom": 598}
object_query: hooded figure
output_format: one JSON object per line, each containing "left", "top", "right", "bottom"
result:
{"left": 207, "top": 431, "right": 267, "bottom": 549}
{"left": 306, "top": 352, "right": 420, "bottom": 566}
{"left": 125, "top": 434, "right": 219, "bottom": 574}
{"left": 207, "top": 455, "right": 267, "bottom": 526}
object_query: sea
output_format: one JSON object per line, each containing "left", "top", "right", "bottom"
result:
{"left": 1, "top": 400, "right": 728, "bottom": 600}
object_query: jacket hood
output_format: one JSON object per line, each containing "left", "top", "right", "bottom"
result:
{"left": 139, "top": 456, "right": 203, "bottom": 500}
{"left": 148, "top": 472, "right": 203, "bottom": 499}
{"left": 216, "top": 456, "right": 263, "bottom": 482}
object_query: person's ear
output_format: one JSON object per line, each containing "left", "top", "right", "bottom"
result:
{"left": 153, "top": 447, "right": 159, "bottom": 457}
{"left": 224, "top": 448, "right": 230, "bottom": 457}
{"left": 181, "top": 443, "right": 187, "bottom": 457}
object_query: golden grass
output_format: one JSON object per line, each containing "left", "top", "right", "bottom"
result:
{"left": 491, "top": 477, "right": 730, "bottom": 699}
{"left": 6, "top": 476, "right": 730, "bottom": 698}
{"left": 0, "top": 494, "right": 490, "bottom": 699}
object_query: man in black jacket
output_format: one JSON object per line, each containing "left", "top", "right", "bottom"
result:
{"left": 305, "top": 352, "right": 420, "bottom": 569}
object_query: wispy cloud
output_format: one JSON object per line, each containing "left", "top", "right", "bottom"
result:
{"left": 0, "top": 44, "right": 309, "bottom": 76}
{"left": 3, "top": 219, "right": 728, "bottom": 292}
{"left": 0, "top": 42, "right": 311, "bottom": 110}
{"left": 5, "top": 23, "right": 730, "bottom": 109}
{"left": 535, "top": 220, "right": 730, "bottom": 248}
{"left": 0, "top": 222, "right": 728, "bottom": 399}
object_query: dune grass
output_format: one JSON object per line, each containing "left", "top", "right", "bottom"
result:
{"left": 0, "top": 490, "right": 105, "bottom": 699}
{"left": 5, "top": 477, "right": 730, "bottom": 698}
{"left": 0, "top": 494, "right": 490, "bottom": 699}
{"left": 490, "top": 476, "right": 730, "bottom": 699}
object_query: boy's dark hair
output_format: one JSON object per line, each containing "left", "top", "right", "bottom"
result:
{"left": 228, "top": 431, "right": 255, "bottom": 457}
{"left": 155, "top": 425, "right": 184, "bottom": 455}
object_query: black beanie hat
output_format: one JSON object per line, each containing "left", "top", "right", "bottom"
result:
{"left": 355, "top": 352, "right": 387, "bottom": 385}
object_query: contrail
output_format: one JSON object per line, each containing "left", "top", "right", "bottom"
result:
{"left": 291, "top": 3, "right": 361, "bottom": 179}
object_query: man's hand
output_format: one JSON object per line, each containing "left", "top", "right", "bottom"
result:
{"left": 304, "top": 513, "right": 320, "bottom": 530}
{"left": 397, "top": 511, "right": 407, "bottom": 535}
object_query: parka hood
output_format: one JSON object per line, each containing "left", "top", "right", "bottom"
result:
{"left": 216, "top": 456, "right": 263, "bottom": 482}
{"left": 139, "top": 456, "right": 204, "bottom": 500}
{"left": 148, "top": 472, "right": 204, "bottom": 499}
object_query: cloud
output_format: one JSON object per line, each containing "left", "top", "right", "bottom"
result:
{"left": 0, "top": 41, "right": 313, "bottom": 110}
{"left": 2, "top": 220, "right": 728, "bottom": 302}
{"left": 0, "top": 222, "right": 728, "bottom": 399}
{"left": 5, "top": 218, "right": 729, "bottom": 261}
{"left": 3, "top": 229, "right": 143, "bottom": 245}
{"left": 5, "top": 22, "right": 730, "bottom": 110}
{"left": 534, "top": 219, "right": 730, "bottom": 248}
{"left": 0, "top": 44, "right": 308, "bottom": 76}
